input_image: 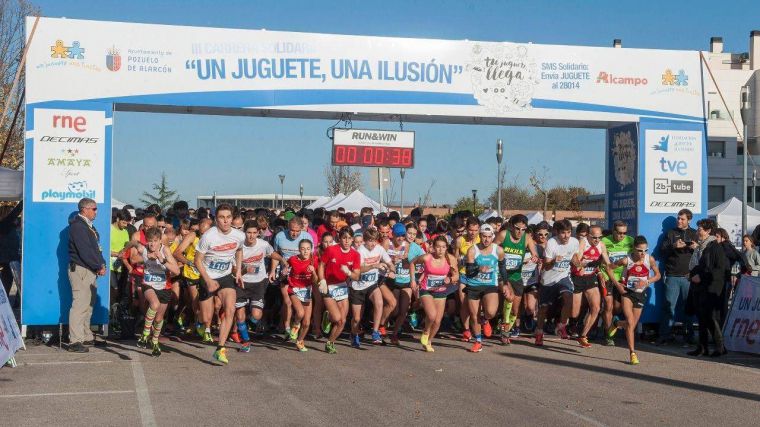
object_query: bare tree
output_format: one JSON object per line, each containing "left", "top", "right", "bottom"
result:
{"left": 0, "top": 0, "right": 39, "bottom": 171}
{"left": 324, "top": 165, "right": 363, "bottom": 196}
{"left": 419, "top": 178, "right": 436, "bottom": 209}
{"left": 529, "top": 167, "right": 549, "bottom": 217}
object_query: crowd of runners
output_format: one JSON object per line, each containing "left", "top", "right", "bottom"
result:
{"left": 110, "top": 201, "right": 662, "bottom": 366}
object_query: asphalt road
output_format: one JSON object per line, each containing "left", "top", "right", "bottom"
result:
{"left": 2, "top": 331, "right": 760, "bottom": 427}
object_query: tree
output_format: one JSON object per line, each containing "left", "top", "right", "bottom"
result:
{"left": 0, "top": 1, "right": 40, "bottom": 172}
{"left": 324, "top": 165, "right": 362, "bottom": 196}
{"left": 452, "top": 195, "right": 486, "bottom": 216}
{"left": 140, "top": 172, "right": 178, "bottom": 210}
{"left": 488, "top": 184, "right": 542, "bottom": 210}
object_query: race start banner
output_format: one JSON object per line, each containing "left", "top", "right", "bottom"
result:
{"left": 723, "top": 276, "right": 760, "bottom": 355}
{"left": 0, "top": 281, "right": 23, "bottom": 367}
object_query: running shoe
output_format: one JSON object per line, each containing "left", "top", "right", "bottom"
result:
{"left": 296, "top": 340, "right": 308, "bottom": 352}
{"left": 351, "top": 334, "right": 361, "bottom": 349}
{"left": 371, "top": 330, "right": 383, "bottom": 345}
{"left": 176, "top": 314, "right": 185, "bottom": 330}
{"left": 229, "top": 332, "right": 242, "bottom": 344}
{"left": 524, "top": 317, "right": 536, "bottom": 332}
{"left": 500, "top": 334, "right": 511, "bottom": 345}
{"left": 213, "top": 347, "right": 229, "bottom": 364}
{"left": 202, "top": 331, "right": 213, "bottom": 344}
{"left": 630, "top": 352, "right": 640, "bottom": 365}
{"left": 606, "top": 320, "right": 619, "bottom": 341}
{"left": 469, "top": 341, "right": 483, "bottom": 353}
{"left": 482, "top": 318, "right": 493, "bottom": 338}
{"left": 136, "top": 335, "right": 148, "bottom": 349}
{"left": 534, "top": 332, "right": 544, "bottom": 347}
{"left": 239, "top": 342, "right": 251, "bottom": 353}
{"left": 408, "top": 312, "right": 419, "bottom": 329}
{"left": 151, "top": 342, "right": 161, "bottom": 357}
{"left": 325, "top": 341, "right": 337, "bottom": 354}
{"left": 578, "top": 336, "right": 592, "bottom": 348}
{"left": 289, "top": 325, "right": 300, "bottom": 341}
{"left": 390, "top": 334, "right": 400, "bottom": 345}
{"left": 196, "top": 324, "right": 205, "bottom": 338}
{"left": 508, "top": 327, "right": 520, "bottom": 338}
{"left": 461, "top": 329, "right": 472, "bottom": 342}
{"left": 557, "top": 324, "right": 569, "bottom": 340}
{"left": 605, "top": 338, "right": 615, "bottom": 347}
{"left": 420, "top": 332, "right": 429, "bottom": 348}
{"left": 321, "top": 312, "right": 332, "bottom": 335}
{"left": 378, "top": 325, "right": 387, "bottom": 337}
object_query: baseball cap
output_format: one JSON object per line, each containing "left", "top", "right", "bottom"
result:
{"left": 480, "top": 224, "right": 495, "bottom": 237}
{"left": 392, "top": 223, "right": 407, "bottom": 237}
{"left": 283, "top": 211, "right": 296, "bottom": 221}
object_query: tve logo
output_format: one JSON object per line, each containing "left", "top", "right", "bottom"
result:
{"left": 52, "top": 115, "right": 87, "bottom": 133}
{"left": 659, "top": 157, "right": 688, "bottom": 176}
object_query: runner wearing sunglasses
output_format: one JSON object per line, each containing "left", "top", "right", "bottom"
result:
{"left": 600, "top": 220, "right": 634, "bottom": 346}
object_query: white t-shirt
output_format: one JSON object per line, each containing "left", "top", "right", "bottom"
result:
{"left": 196, "top": 226, "right": 245, "bottom": 280}
{"left": 241, "top": 239, "right": 274, "bottom": 283}
{"left": 541, "top": 236, "right": 580, "bottom": 285}
{"left": 352, "top": 245, "right": 391, "bottom": 291}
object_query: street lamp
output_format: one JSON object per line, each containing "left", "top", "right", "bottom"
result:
{"left": 754, "top": 170, "right": 757, "bottom": 210}
{"left": 741, "top": 85, "right": 751, "bottom": 236}
{"left": 472, "top": 189, "right": 478, "bottom": 213}
{"left": 299, "top": 184, "right": 304, "bottom": 209}
{"left": 278, "top": 174, "right": 286, "bottom": 210}
{"left": 496, "top": 139, "right": 503, "bottom": 216}
{"left": 400, "top": 168, "right": 406, "bottom": 217}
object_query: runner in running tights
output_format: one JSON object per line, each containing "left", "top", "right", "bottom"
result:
{"left": 411, "top": 235, "right": 459, "bottom": 352}
{"left": 287, "top": 238, "right": 319, "bottom": 352}
{"left": 350, "top": 228, "right": 395, "bottom": 348}
{"left": 130, "top": 227, "right": 180, "bottom": 356}
{"left": 535, "top": 220, "right": 580, "bottom": 346}
{"left": 607, "top": 235, "right": 660, "bottom": 365}
{"left": 318, "top": 227, "right": 361, "bottom": 354}
{"left": 464, "top": 224, "right": 506, "bottom": 353}
{"left": 195, "top": 204, "right": 245, "bottom": 364}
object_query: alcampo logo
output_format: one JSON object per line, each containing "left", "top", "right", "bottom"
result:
{"left": 41, "top": 181, "right": 96, "bottom": 201}
{"left": 652, "top": 136, "right": 669, "bottom": 152}
{"left": 50, "top": 40, "right": 86, "bottom": 59}
{"left": 595, "top": 71, "right": 648, "bottom": 86}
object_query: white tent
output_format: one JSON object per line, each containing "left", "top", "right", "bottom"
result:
{"left": 111, "top": 198, "right": 127, "bottom": 209}
{"left": 0, "top": 167, "right": 22, "bottom": 201}
{"left": 708, "top": 197, "right": 760, "bottom": 247}
{"left": 305, "top": 195, "right": 332, "bottom": 209}
{"left": 478, "top": 209, "right": 498, "bottom": 222}
{"left": 321, "top": 189, "right": 387, "bottom": 213}
{"left": 526, "top": 211, "right": 545, "bottom": 225}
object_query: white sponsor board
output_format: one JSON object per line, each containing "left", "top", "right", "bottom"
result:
{"left": 723, "top": 276, "right": 760, "bottom": 355}
{"left": 32, "top": 108, "right": 106, "bottom": 203}
{"left": 26, "top": 17, "right": 703, "bottom": 124}
{"left": 0, "top": 281, "right": 23, "bottom": 367}
{"left": 333, "top": 129, "right": 415, "bottom": 148}
{"left": 644, "top": 129, "right": 702, "bottom": 213}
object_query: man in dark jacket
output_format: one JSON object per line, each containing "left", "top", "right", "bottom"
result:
{"left": 658, "top": 208, "right": 697, "bottom": 344}
{"left": 68, "top": 198, "right": 107, "bottom": 353}
{"left": 687, "top": 218, "right": 728, "bottom": 357}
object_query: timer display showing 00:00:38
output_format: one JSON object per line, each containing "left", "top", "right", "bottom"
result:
{"left": 333, "top": 145, "right": 414, "bottom": 168}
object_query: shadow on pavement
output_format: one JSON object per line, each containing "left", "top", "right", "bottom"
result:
{"left": 501, "top": 352, "right": 760, "bottom": 402}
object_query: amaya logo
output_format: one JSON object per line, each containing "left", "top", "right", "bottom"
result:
{"left": 50, "top": 40, "right": 85, "bottom": 59}
{"left": 595, "top": 72, "right": 648, "bottom": 86}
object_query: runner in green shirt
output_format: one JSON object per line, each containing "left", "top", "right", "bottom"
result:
{"left": 600, "top": 220, "right": 633, "bottom": 346}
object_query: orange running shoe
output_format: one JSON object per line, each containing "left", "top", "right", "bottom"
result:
{"left": 378, "top": 325, "right": 387, "bottom": 337}
{"left": 462, "top": 329, "right": 472, "bottom": 342}
{"left": 482, "top": 318, "right": 493, "bottom": 338}
{"left": 578, "top": 336, "right": 592, "bottom": 348}
{"left": 535, "top": 332, "right": 544, "bottom": 346}
{"left": 469, "top": 341, "right": 483, "bottom": 353}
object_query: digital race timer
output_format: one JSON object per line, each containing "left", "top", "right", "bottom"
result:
{"left": 331, "top": 129, "right": 415, "bottom": 169}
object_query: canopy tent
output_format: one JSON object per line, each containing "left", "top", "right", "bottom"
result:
{"left": 307, "top": 194, "right": 342, "bottom": 210}
{"left": 526, "top": 211, "right": 545, "bottom": 225}
{"left": 0, "top": 167, "right": 22, "bottom": 201}
{"left": 708, "top": 197, "right": 760, "bottom": 247}
{"left": 321, "top": 190, "right": 387, "bottom": 213}
{"left": 111, "top": 198, "right": 126, "bottom": 209}
{"left": 478, "top": 209, "right": 498, "bottom": 222}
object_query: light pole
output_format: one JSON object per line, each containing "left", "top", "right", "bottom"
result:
{"left": 741, "top": 85, "right": 751, "bottom": 236}
{"left": 496, "top": 139, "right": 503, "bottom": 216}
{"left": 471, "top": 189, "right": 478, "bottom": 213}
{"left": 299, "top": 184, "right": 304, "bottom": 209}
{"left": 278, "top": 174, "right": 286, "bottom": 210}
{"left": 400, "top": 168, "right": 406, "bottom": 217}
{"left": 754, "top": 170, "right": 757, "bottom": 210}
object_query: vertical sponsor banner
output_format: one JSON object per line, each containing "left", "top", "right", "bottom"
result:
{"left": 22, "top": 102, "right": 112, "bottom": 326}
{"left": 638, "top": 118, "right": 707, "bottom": 324}
{"left": 0, "top": 282, "right": 23, "bottom": 366}
{"left": 606, "top": 123, "right": 638, "bottom": 234}
{"left": 723, "top": 276, "right": 760, "bottom": 354}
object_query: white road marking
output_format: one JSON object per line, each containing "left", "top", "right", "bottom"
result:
{"left": 564, "top": 409, "right": 609, "bottom": 427}
{"left": 0, "top": 390, "right": 134, "bottom": 398}
{"left": 25, "top": 360, "right": 115, "bottom": 366}
{"left": 130, "top": 351, "right": 157, "bottom": 427}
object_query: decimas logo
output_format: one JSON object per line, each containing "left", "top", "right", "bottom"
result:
{"left": 661, "top": 69, "right": 688, "bottom": 86}
{"left": 50, "top": 40, "right": 86, "bottom": 59}
{"left": 595, "top": 71, "right": 648, "bottom": 86}
{"left": 106, "top": 46, "right": 121, "bottom": 72}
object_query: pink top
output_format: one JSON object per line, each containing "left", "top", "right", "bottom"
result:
{"left": 421, "top": 255, "right": 451, "bottom": 292}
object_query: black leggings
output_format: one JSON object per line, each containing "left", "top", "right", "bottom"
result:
{"left": 695, "top": 290, "right": 724, "bottom": 349}
{"left": 0, "top": 263, "right": 13, "bottom": 297}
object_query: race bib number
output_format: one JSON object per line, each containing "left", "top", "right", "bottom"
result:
{"left": 359, "top": 272, "right": 378, "bottom": 283}
{"left": 395, "top": 262, "right": 410, "bottom": 278}
{"left": 329, "top": 286, "right": 348, "bottom": 299}
{"left": 504, "top": 254, "right": 522, "bottom": 270}
{"left": 244, "top": 263, "right": 260, "bottom": 275}
{"left": 426, "top": 274, "right": 446, "bottom": 289}
{"left": 555, "top": 260, "right": 571, "bottom": 271}
{"left": 626, "top": 277, "right": 644, "bottom": 290}
{"left": 207, "top": 260, "right": 231, "bottom": 272}
{"left": 521, "top": 267, "right": 535, "bottom": 282}
{"left": 477, "top": 270, "right": 494, "bottom": 282}
{"left": 293, "top": 286, "right": 311, "bottom": 301}
{"left": 609, "top": 251, "right": 627, "bottom": 263}
{"left": 143, "top": 272, "right": 166, "bottom": 283}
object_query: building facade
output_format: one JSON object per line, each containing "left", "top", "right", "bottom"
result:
{"left": 197, "top": 194, "right": 321, "bottom": 210}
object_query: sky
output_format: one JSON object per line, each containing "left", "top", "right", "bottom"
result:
{"left": 33, "top": 0, "right": 760, "bottom": 207}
